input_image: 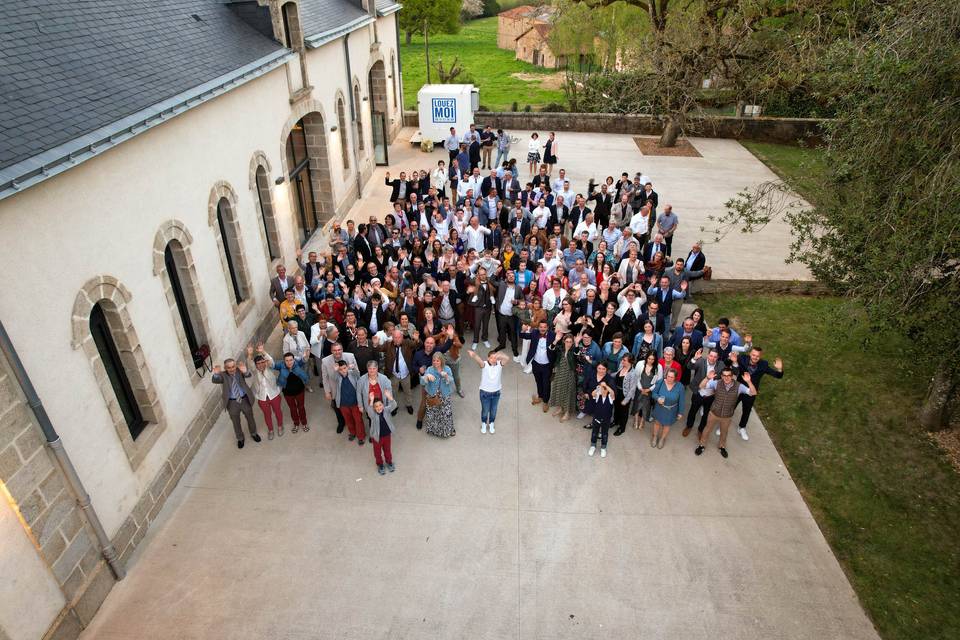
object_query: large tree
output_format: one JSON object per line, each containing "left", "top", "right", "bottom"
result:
{"left": 399, "top": 0, "right": 463, "bottom": 82}
{"left": 717, "top": 0, "right": 960, "bottom": 429}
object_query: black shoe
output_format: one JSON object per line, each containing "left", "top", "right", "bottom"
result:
{"left": 251, "top": 434, "right": 262, "bottom": 443}
{"left": 358, "top": 439, "right": 365, "bottom": 446}
{"left": 719, "top": 447, "right": 729, "bottom": 458}
{"left": 582, "top": 424, "right": 592, "bottom": 429}
{"left": 406, "top": 406, "right": 414, "bottom": 415}
{"left": 695, "top": 445, "right": 704, "bottom": 456}
{"left": 348, "top": 434, "right": 356, "bottom": 441}
{"left": 613, "top": 427, "right": 624, "bottom": 436}
{"left": 237, "top": 439, "right": 245, "bottom": 449}
{"left": 513, "top": 350, "right": 520, "bottom": 357}
{"left": 391, "top": 408, "right": 399, "bottom": 416}
{"left": 336, "top": 425, "right": 345, "bottom": 434}
{"left": 416, "top": 421, "right": 423, "bottom": 430}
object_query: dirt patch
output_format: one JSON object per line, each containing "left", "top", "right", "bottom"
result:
{"left": 634, "top": 136, "right": 703, "bottom": 157}
{"left": 511, "top": 72, "right": 565, "bottom": 91}
{"left": 930, "top": 428, "right": 960, "bottom": 474}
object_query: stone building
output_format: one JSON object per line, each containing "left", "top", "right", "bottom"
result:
{"left": 496, "top": 4, "right": 556, "bottom": 51}
{"left": 515, "top": 22, "right": 561, "bottom": 68}
{"left": 0, "top": 1, "right": 401, "bottom": 638}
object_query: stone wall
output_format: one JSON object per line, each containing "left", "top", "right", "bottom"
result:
{"left": 404, "top": 111, "right": 827, "bottom": 146}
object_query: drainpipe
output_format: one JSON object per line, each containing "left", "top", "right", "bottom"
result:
{"left": 343, "top": 33, "right": 363, "bottom": 201}
{"left": 394, "top": 16, "right": 405, "bottom": 121}
{"left": 0, "top": 319, "right": 125, "bottom": 581}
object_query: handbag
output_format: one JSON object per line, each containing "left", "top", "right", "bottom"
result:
{"left": 426, "top": 393, "right": 442, "bottom": 407}
{"left": 703, "top": 265, "right": 713, "bottom": 281}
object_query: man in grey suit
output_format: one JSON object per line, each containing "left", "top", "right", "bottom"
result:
{"left": 491, "top": 270, "right": 523, "bottom": 356}
{"left": 683, "top": 348, "right": 723, "bottom": 438}
{"left": 269, "top": 263, "right": 294, "bottom": 308}
{"left": 321, "top": 342, "right": 357, "bottom": 434}
{"left": 211, "top": 358, "right": 260, "bottom": 448}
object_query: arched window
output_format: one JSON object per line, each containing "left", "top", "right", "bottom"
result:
{"left": 90, "top": 302, "right": 146, "bottom": 440}
{"left": 216, "top": 197, "right": 245, "bottom": 304}
{"left": 254, "top": 163, "right": 280, "bottom": 261}
{"left": 337, "top": 96, "right": 349, "bottom": 170}
{"left": 165, "top": 241, "right": 204, "bottom": 367}
{"left": 281, "top": 2, "right": 302, "bottom": 49}
{"left": 353, "top": 83, "right": 365, "bottom": 152}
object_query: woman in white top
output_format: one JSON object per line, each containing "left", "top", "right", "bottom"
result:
{"left": 466, "top": 349, "right": 510, "bottom": 433}
{"left": 283, "top": 321, "right": 312, "bottom": 391}
{"left": 526, "top": 132, "right": 541, "bottom": 177}
{"left": 246, "top": 345, "right": 285, "bottom": 439}
{"left": 431, "top": 160, "right": 447, "bottom": 196}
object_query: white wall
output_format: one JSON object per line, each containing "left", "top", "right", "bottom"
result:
{"left": 0, "top": 67, "right": 297, "bottom": 536}
{"left": 0, "top": 495, "right": 64, "bottom": 640}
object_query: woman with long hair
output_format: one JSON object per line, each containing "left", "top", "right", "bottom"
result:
{"left": 422, "top": 352, "right": 456, "bottom": 438}
{"left": 549, "top": 333, "right": 578, "bottom": 421}
{"left": 553, "top": 297, "right": 576, "bottom": 336}
{"left": 632, "top": 351, "right": 662, "bottom": 429}
{"left": 612, "top": 354, "right": 638, "bottom": 437}
{"left": 651, "top": 368, "right": 684, "bottom": 449}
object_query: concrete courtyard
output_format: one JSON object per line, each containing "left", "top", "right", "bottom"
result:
{"left": 330, "top": 128, "right": 811, "bottom": 281}
{"left": 81, "top": 329, "right": 876, "bottom": 639}
{"left": 78, "top": 133, "right": 864, "bottom": 639}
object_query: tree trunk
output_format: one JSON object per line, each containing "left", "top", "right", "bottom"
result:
{"left": 735, "top": 100, "right": 746, "bottom": 118}
{"left": 424, "top": 21, "right": 431, "bottom": 84}
{"left": 659, "top": 117, "right": 681, "bottom": 147}
{"left": 918, "top": 363, "right": 957, "bottom": 431}
{"left": 405, "top": 30, "right": 412, "bottom": 45}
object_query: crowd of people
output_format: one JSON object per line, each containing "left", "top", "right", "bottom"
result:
{"left": 211, "top": 128, "right": 784, "bottom": 473}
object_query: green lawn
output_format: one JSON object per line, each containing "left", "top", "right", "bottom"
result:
{"left": 400, "top": 17, "right": 566, "bottom": 111}
{"left": 698, "top": 294, "right": 960, "bottom": 640}
{"left": 741, "top": 140, "right": 828, "bottom": 204}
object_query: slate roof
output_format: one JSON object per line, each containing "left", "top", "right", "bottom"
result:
{"left": 301, "top": 0, "right": 369, "bottom": 39}
{"left": 0, "top": 0, "right": 286, "bottom": 176}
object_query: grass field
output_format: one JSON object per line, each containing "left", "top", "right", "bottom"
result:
{"left": 699, "top": 294, "right": 960, "bottom": 640}
{"left": 741, "top": 140, "right": 828, "bottom": 204}
{"left": 399, "top": 17, "right": 566, "bottom": 111}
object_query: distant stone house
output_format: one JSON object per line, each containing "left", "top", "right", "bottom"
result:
{"left": 515, "top": 23, "right": 561, "bottom": 68}
{"left": 497, "top": 4, "right": 557, "bottom": 51}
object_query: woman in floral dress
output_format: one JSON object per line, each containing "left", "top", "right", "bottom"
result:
{"left": 422, "top": 352, "right": 456, "bottom": 438}
{"left": 549, "top": 333, "right": 578, "bottom": 421}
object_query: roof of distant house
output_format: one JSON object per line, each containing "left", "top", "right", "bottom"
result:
{"left": 516, "top": 22, "right": 554, "bottom": 41}
{"left": 498, "top": 4, "right": 556, "bottom": 20}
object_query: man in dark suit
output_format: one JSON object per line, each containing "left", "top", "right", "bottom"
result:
{"left": 384, "top": 171, "right": 412, "bottom": 203}
{"left": 353, "top": 224, "right": 373, "bottom": 264}
{"left": 480, "top": 170, "right": 502, "bottom": 198}
{"left": 501, "top": 170, "right": 521, "bottom": 203}
{"left": 491, "top": 270, "right": 523, "bottom": 355}
{"left": 587, "top": 180, "right": 613, "bottom": 228}
{"left": 211, "top": 358, "right": 260, "bottom": 448}
{"left": 683, "top": 242, "right": 708, "bottom": 280}
{"left": 366, "top": 216, "right": 387, "bottom": 248}
{"left": 642, "top": 233, "right": 668, "bottom": 264}
{"left": 433, "top": 280, "right": 462, "bottom": 337}
{"left": 646, "top": 275, "right": 688, "bottom": 341}
{"left": 521, "top": 320, "right": 557, "bottom": 409}
{"left": 670, "top": 317, "right": 705, "bottom": 352}
{"left": 639, "top": 182, "right": 658, "bottom": 213}
{"left": 567, "top": 197, "right": 591, "bottom": 236}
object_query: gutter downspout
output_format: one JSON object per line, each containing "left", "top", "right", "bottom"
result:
{"left": 343, "top": 34, "right": 364, "bottom": 202}
{"left": 0, "top": 319, "right": 125, "bottom": 581}
{"left": 394, "top": 13, "right": 406, "bottom": 121}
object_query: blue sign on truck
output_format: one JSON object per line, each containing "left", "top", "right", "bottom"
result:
{"left": 431, "top": 98, "right": 457, "bottom": 123}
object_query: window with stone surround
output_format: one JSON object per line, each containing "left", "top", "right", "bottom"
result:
{"left": 72, "top": 276, "right": 166, "bottom": 468}
{"left": 353, "top": 81, "right": 365, "bottom": 152}
{"left": 280, "top": 1, "right": 303, "bottom": 49}
{"left": 336, "top": 95, "right": 350, "bottom": 171}
{"left": 250, "top": 153, "right": 281, "bottom": 262}
{"left": 208, "top": 182, "right": 254, "bottom": 325}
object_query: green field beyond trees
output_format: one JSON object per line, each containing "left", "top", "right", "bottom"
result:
{"left": 399, "top": 17, "right": 566, "bottom": 111}
{"left": 699, "top": 295, "right": 960, "bottom": 640}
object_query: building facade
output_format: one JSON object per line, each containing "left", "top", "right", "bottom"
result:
{"left": 0, "top": 1, "right": 402, "bottom": 638}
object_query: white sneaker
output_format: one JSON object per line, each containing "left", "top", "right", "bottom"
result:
{"left": 481, "top": 424, "right": 487, "bottom": 434}
{"left": 483, "top": 341, "right": 491, "bottom": 348}
{"left": 739, "top": 427, "right": 749, "bottom": 441}
{"left": 471, "top": 343, "right": 478, "bottom": 350}
{"left": 588, "top": 446, "right": 596, "bottom": 456}
{"left": 576, "top": 412, "right": 586, "bottom": 420}
{"left": 715, "top": 428, "right": 721, "bottom": 437}
{"left": 489, "top": 423, "right": 495, "bottom": 434}
{"left": 523, "top": 366, "right": 532, "bottom": 374}
{"left": 600, "top": 448, "right": 607, "bottom": 458}
{"left": 513, "top": 356, "right": 522, "bottom": 363}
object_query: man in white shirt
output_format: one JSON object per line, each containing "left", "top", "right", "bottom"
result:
{"left": 557, "top": 181, "right": 576, "bottom": 210}
{"left": 551, "top": 168, "right": 568, "bottom": 194}
{"left": 463, "top": 216, "right": 491, "bottom": 253}
{"left": 531, "top": 197, "right": 551, "bottom": 229}
{"left": 629, "top": 207, "right": 650, "bottom": 238}
{"left": 573, "top": 212, "right": 599, "bottom": 243}
{"left": 539, "top": 249, "right": 561, "bottom": 277}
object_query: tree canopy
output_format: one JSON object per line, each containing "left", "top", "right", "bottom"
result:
{"left": 718, "top": 0, "right": 960, "bottom": 428}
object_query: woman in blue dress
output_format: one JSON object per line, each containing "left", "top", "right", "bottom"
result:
{"left": 651, "top": 368, "right": 684, "bottom": 449}
{"left": 422, "top": 352, "right": 456, "bottom": 438}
